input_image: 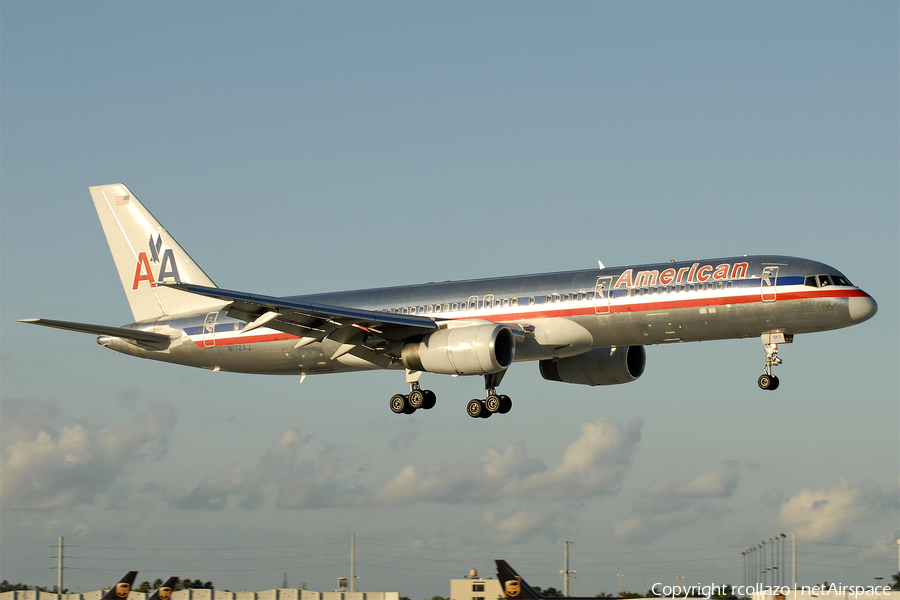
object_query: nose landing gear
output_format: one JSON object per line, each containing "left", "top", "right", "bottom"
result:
{"left": 758, "top": 333, "right": 792, "bottom": 391}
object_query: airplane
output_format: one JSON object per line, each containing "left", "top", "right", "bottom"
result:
{"left": 148, "top": 577, "right": 179, "bottom": 600}
{"left": 102, "top": 571, "right": 138, "bottom": 600}
{"left": 21, "top": 184, "right": 877, "bottom": 418}
{"left": 494, "top": 559, "right": 618, "bottom": 600}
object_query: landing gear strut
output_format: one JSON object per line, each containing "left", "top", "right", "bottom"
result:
{"left": 389, "top": 370, "right": 514, "bottom": 417}
{"left": 389, "top": 370, "right": 436, "bottom": 414}
{"left": 467, "top": 371, "right": 513, "bottom": 418}
{"left": 757, "top": 334, "right": 791, "bottom": 391}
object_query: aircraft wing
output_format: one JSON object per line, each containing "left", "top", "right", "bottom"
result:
{"left": 159, "top": 282, "right": 439, "bottom": 346}
{"left": 19, "top": 318, "right": 175, "bottom": 345}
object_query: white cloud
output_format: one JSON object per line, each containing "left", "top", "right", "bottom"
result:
{"left": 779, "top": 478, "right": 886, "bottom": 542}
{"left": 373, "top": 416, "right": 643, "bottom": 505}
{"left": 174, "top": 416, "right": 643, "bottom": 511}
{"left": 482, "top": 510, "right": 555, "bottom": 544}
{"left": 613, "top": 469, "right": 741, "bottom": 542}
{"left": 634, "top": 469, "right": 741, "bottom": 513}
{"left": 0, "top": 402, "right": 176, "bottom": 510}
{"left": 177, "top": 428, "right": 312, "bottom": 510}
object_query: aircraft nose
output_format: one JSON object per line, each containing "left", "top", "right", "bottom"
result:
{"left": 849, "top": 294, "right": 877, "bottom": 323}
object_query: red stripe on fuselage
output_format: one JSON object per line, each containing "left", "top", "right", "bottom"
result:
{"left": 190, "top": 288, "right": 869, "bottom": 347}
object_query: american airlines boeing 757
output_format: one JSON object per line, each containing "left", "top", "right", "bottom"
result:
{"left": 21, "top": 184, "right": 877, "bottom": 418}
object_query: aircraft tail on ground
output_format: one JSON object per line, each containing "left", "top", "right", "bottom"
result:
{"left": 90, "top": 183, "right": 226, "bottom": 322}
{"left": 100, "top": 571, "right": 138, "bottom": 600}
{"left": 495, "top": 560, "right": 622, "bottom": 600}
{"left": 148, "top": 577, "right": 179, "bottom": 600}
{"left": 495, "top": 560, "right": 547, "bottom": 600}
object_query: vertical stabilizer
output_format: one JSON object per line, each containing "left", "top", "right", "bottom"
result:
{"left": 495, "top": 560, "right": 545, "bottom": 600}
{"left": 101, "top": 571, "right": 138, "bottom": 600}
{"left": 148, "top": 577, "right": 179, "bottom": 600}
{"left": 90, "top": 183, "right": 226, "bottom": 322}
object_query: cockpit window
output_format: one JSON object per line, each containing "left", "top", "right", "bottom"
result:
{"left": 833, "top": 275, "right": 853, "bottom": 286}
{"left": 805, "top": 274, "right": 854, "bottom": 288}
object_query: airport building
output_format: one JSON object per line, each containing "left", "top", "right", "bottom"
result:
{"left": 449, "top": 570, "right": 503, "bottom": 600}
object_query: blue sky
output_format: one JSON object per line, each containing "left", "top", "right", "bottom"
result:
{"left": 1, "top": 2, "right": 897, "bottom": 598}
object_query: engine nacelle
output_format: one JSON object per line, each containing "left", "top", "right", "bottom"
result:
{"left": 402, "top": 324, "right": 515, "bottom": 376}
{"left": 539, "top": 346, "right": 645, "bottom": 386}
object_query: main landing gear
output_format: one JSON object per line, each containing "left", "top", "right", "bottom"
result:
{"left": 757, "top": 334, "right": 791, "bottom": 391}
{"left": 466, "top": 371, "right": 513, "bottom": 419}
{"left": 388, "top": 370, "right": 513, "bottom": 417}
{"left": 389, "top": 383, "right": 437, "bottom": 414}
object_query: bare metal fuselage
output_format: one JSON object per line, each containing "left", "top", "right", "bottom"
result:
{"left": 101, "top": 255, "right": 873, "bottom": 377}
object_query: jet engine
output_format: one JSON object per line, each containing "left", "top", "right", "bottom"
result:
{"left": 402, "top": 324, "right": 515, "bottom": 376}
{"left": 539, "top": 346, "right": 645, "bottom": 386}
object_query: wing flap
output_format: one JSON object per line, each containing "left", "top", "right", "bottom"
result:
{"left": 158, "top": 282, "right": 438, "bottom": 342}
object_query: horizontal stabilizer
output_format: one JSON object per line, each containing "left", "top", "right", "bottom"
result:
{"left": 19, "top": 318, "right": 174, "bottom": 345}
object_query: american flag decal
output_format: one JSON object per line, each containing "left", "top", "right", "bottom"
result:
{"left": 115, "top": 195, "right": 130, "bottom": 205}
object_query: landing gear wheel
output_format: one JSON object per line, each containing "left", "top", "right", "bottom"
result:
{"left": 498, "top": 394, "right": 512, "bottom": 414}
{"left": 768, "top": 375, "right": 780, "bottom": 391}
{"left": 467, "top": 399, "right": 484, "bottom": 418}
{"left": 422, "top": 390, "right": 437, "bottom": 410}
{"left": 485, "top": 394, "right": 501, "bottom": 413}
{"left": 390, "top": 394, "right": 409, "bottom": 414}
{"left": 408, "top": 389, "right": 425, "bottom": 409}
{"left": 758, "top": 374, "right": 773, "bottom": 390}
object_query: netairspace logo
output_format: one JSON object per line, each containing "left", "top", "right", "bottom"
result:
{"left": 650, "top": 584, "right": 893, "bottom": 600}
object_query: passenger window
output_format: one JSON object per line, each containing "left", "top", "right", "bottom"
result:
{"left": 443, "top": 303, "right": 450, "bottom": 311}
{"left": 426, "top": 305, "right": 433, "bottom": 314}
{"left": 529, "top": 297, "right": 535, "bottom": 305}
{"left": 451, "top": 302, "right": 459, "bottom": 311}
{"left": 402, "top": 307, "right": 409, "bottom": 315}
{"left": 511, "top": 298, "right": 518, "bottom": 307}
{"left": 502, "top": 298, "right": 509, "bottom": 307}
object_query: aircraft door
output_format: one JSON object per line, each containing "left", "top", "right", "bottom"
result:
{"left": 483, "top": 294, "right": 495, "bottom": 315}
{"left": 594, "top": 276, "right": 613, "bottom": 314}
{"left": 761, "top": 266, "right": 778, "bottom": 302}
{"left": 202, "top": 312, "right": 218, "bottom": 347}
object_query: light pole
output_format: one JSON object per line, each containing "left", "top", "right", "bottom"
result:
{"left": 618, "top": 573, "right": 624, "bottom": 596}
{"left": 561, "top": 540, "right": 574, "bottom": 597}
{"left": 761, "top": 542, "right": 767, "bottom": 588}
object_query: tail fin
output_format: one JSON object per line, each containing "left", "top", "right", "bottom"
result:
{"left": 90, "top": 183, "right": 226, "bottom": 322}
{"left": 101, "top": 571, "right": 138, "bottom": 600}
{"left": 495, "top": 560, "right": 545, "bottom": 600}
{"left": 148, "top": 577, "right": 179, "bottom": 600}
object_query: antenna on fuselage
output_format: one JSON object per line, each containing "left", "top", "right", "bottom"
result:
{"left": 598, "top": 260, "right": 606, "bottom": 269}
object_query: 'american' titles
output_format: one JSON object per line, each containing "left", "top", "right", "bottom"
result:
{"left": 613, "top": 261, "right": 749, "bottom": 289}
